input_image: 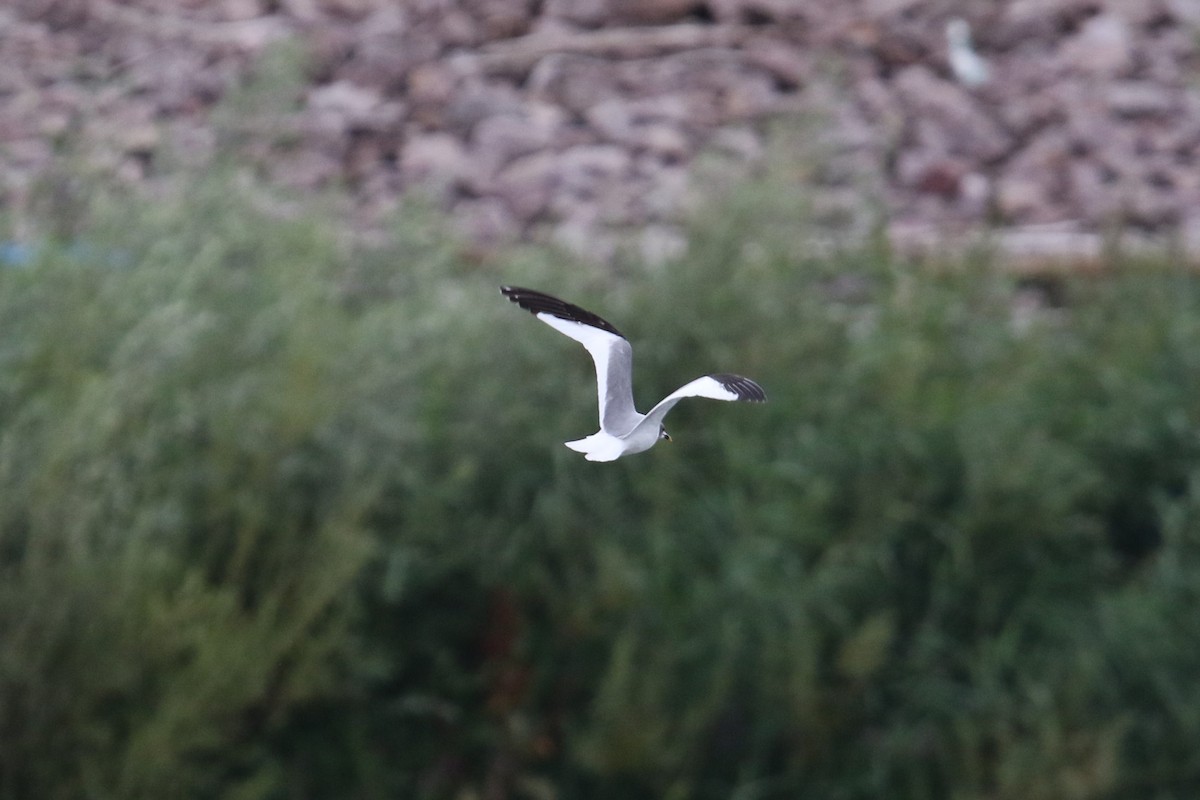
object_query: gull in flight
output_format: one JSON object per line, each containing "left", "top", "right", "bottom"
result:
{"left": 501, "top": 286, "right": 766, "bottom": 461}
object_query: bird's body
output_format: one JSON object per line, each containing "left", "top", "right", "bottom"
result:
{"left": 501, "top": 286, "right": 765, "bottom": 461}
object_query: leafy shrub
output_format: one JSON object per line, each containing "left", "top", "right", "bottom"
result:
{"left": 1, "top": 170, "right": 1199, "bottom": 800}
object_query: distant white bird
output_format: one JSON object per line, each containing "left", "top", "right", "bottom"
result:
{"left": 501, "top": 286, "right": 766, "bottom": 462}
{"left": 946, "top": 17, "right": 989, "bottom": 88}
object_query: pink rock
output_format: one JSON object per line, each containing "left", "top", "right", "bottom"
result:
{"left": 1166, "top": 0, "right": 1200, "bottom": 25}
{"left": 636, "top": 124, "right": 689, "bottom": 160}
{"left": 1107, "top": 81, "right": 1177, "bottom": 117}
{"left": 1060, "top": 14, "right": 1134, "bottom": 76}
{"left": 307, "top": 80, "right": 397, "bottom": 134}
{"left": 462, "top": 0, "right": 536, "bottom": 38}
{"left": 996, "top": 134, "right": 1073, "bottom": 221}
{"left": 585, "top": 99, "right": 635, "bottom": 142}
{"left": 892, "top": 65, "right": 1012, "bottom": 161}
{"left": 743, "top": 36, "right": 812, "bottom": 90}
{"left": 708, "top": 0, "right": 803, "bottom": 23}
{"left": 542, "top": 0, "right": 610, "bottom": 27}
{"left": 401, "top": 133, "right": 473, "bottom": 200}
{"left": 471, "top": 104, "right": 565, "bottom": 175}
{"left": 721, "top": 73, "right": 780, "bottom": 120}
{"left": 527, "top": 54, "right": 618, "bottom": 113}
{"left": 555, "top": 145, "right": 633, "bottom": 195}
{"left": 491, "top": 151, "right": 561, "bottom": 221}
{"left": 444, "top": 80, "right": 525, "bottom": 136}
{"left": 1105, "top": 0, "right": 1170, "bottom": 27}
{"left": 1070, "top": 158, "right": 1123, "bottom": 220}
{"left": 610, "top": 0, "right": 701, "bottom": 24}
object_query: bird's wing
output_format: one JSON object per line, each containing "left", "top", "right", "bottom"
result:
{"left": 634, "top": 373, "right": 766, "bottom": 433}
{"left": 501, "top": 286, "right": 640, "bottom": 433}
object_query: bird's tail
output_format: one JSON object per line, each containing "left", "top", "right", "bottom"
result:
{"left": 564, "top": 432, "right": 623, "bottom": 462}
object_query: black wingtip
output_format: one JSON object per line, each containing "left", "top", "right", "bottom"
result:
{"left": 710, "top": 373, "right": 767, "bottom": 402}
{"left": 499, "top": 285, "right": 626, "bottom": 338}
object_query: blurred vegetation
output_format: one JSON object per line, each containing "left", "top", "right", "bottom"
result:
{"left": 4, "top": 148, "right": 1200, "bottom": 800}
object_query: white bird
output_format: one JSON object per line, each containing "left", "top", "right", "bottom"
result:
{"left": 946, "top": 18, "right": 989, "bottom": 88}
{"left": 501, "top": 286, "right": 766, "bottom": 462}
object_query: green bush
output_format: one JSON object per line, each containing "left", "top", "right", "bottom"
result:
{"left": 2, "top": 170, "right": 1200, "bottom": 800}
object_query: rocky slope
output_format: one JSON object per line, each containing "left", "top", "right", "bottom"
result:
{"left": 3, "top": 0, "right": 1199, "bottom": 266}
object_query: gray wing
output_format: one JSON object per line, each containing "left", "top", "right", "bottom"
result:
{"left": 596, "top": 337, "right": 639, "bottom": 433}
{"left": 501, "top": 286, "right": 641, "bottom": 433}
{"left": 629, "top": 373, "right": 766, "bottom": 435}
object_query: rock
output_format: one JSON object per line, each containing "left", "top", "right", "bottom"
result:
{"left": 635, "top": 124, "right": 690, "bottom": 160}
{"left": 1059, "top": 81, "right": 1112, "bottom": 152}
{"left": 5, "top": 138, "right": 54, "bottom": 168}
{"left": 892, "top": 65, "right": 1012, "bottom": 161}
{"left": 8, "top": 0, "right": 1200, "bottom": 265}
{"left": 585, "top": 98, "right": 635, "bottom": 142}
{"left": 960, "top": 171, "right": 991, "bottom": 215}
{"left": 1107, "top": 81, "right": 1176, "bottom": 117}
{"left": 352, "top": 7, "right": 437, "bottom": 80}
{"left": 708, "top": 0, "right": 803, "bottom": 24}
{"left": 400, "top": 133, "right": 473, "bottom": 201}
{"left": 463, "top": 0, "right": 536, "bottom": 39}
{"left": 743, "top": 37, "right": 812, "bottom": 90}
{"left": 307, "top": 81, "right": 400, "bottom": 134}
{"left": 996, "top": 84, "right": 1067, "bottom": 139}
{"left": 624, "top": 94, "right": 696, "bottom": 125}
{"left": 611, "top": 0, "right": 701, "bottom": 25}
{"left": 443, "top": 79, "right": 525, "bottom": 136}
{"left": 1127, "top": 180, "right": 1181, "bottom": 227}
{"left": 1060, "top": 13, "right": 1134, "bottom": 76}
{"left": 119, "top": 122, "right": 160, "bottom": 155}
{"left": 596, "top": 181, "right": 650, "bottom": 225}
{"left": 896, "top": 151, "right": 969, "bottom": 198}
{"left": 1002, "top": 0, "right": 1100, "bottom": 32}
{"left": 855, "top": 76, "right": 905, "bottom": 145}
{"left": 471, "top": 103, "right": 565, "bottom": 175}
{"left": 721, "top": 72, "right": 780, "bottom": 120}
{"left": 584, "top": 100, "right": 690, "bottom": 159}
{"left": 996, "top": 134, "right": 1073, "bottom": 221}
{"left": 1105, "top": 0, "right": 1169, "bottom": 26}
{"left": 437, "top": 10, "right": 481, "bottom": 46}
{"left": 527, "top": 54, "right": 618, "bottom": 114}
{"left": 490, "top": 151, "right": 561, "bottom": 221}
{"left": 865, "top": 0, "right": 923, "bottom": 16}
{"left": 320, "top": 0, "right": 377, "bottom": 20}
{"left": 407, "top": 61, "right": 461, "bottom": 128}
{"left": 1166, "top": 0, "right": 1200, "bottom": 25}
{"left": 542, "top": 0, "right": 611, "bottom": 27}
{"left": 995, "top": 176, "right": 1045, "bottom": 221}
{"left": 554, "top": 145, "right": 633, "bottom": 196}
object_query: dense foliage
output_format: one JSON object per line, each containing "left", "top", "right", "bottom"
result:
{"left": 2, "top": 172, "right": 1200, "bottom": 800}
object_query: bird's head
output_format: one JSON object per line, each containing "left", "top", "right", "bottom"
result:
{"left": 659, "top": 425, "right": 671, "bottom": 442}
